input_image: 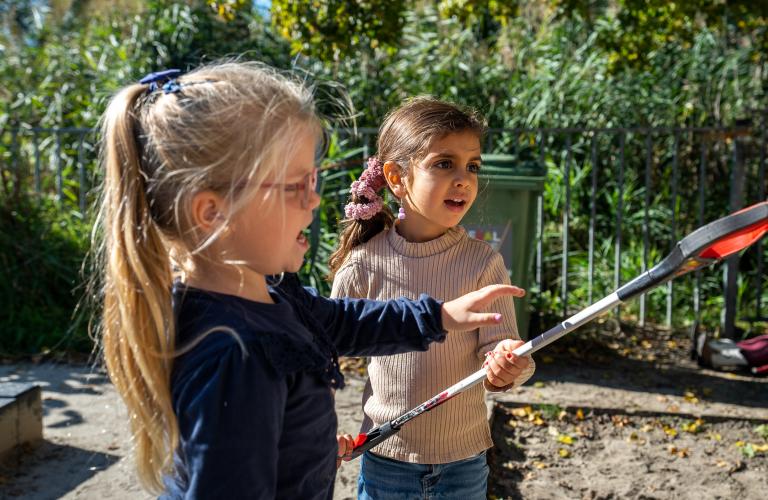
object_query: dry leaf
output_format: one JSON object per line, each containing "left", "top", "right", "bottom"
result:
{"left": 512, "top": 407, "right": 530, "bottom": 418}
{"left": 682, "top": 419, "right": 705, "bottom": 434}
{"left": 683, "top": 391, "right": 700, "bottom": 404}
{"left": 663, "top": 425, "right": 678, "bottom": 438}
{"left": 558, "top": 448, "right": 571, "bottom": 458}
{"left": 557, "top": 434, "right": 575, "bottom": 445}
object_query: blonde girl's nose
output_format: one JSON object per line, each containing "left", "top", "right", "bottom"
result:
{"left": 308, "top": 188, "right": 321, "bottom": 210}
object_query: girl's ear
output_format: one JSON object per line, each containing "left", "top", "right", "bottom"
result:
{"left": 191, "top": 190, "right": 227, "bottom": 232}
{"left": 383, "top": 161, "right": 406, "bottom": 198}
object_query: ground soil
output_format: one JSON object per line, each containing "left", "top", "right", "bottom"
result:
{"left": 1, "top": 319, "right": 766, "bottom": 499}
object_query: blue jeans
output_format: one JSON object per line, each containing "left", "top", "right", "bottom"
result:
{"left": 357, "top": 451, "right": 488, "bottom": 500}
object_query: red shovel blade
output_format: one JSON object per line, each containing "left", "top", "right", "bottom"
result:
{"left": 699, "top": 219, "right": 768, "bottom": 260}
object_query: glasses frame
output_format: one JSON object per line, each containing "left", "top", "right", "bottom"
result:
{"left": 260, "top": 167, "right": 319, "bottom": 209}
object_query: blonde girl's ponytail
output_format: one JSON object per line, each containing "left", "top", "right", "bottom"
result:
{"left": 92, "top": 62, "right": 321, "bottom": 493}
{"left": 95, "top": 84, "right": 177, "bottom": 493}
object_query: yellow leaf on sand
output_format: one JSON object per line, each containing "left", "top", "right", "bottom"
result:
{"left": 512, "top": 406, "right": 530, "bottom": 418}
{"left": 576, "top": 408, "right": 585, "bottom": 420}
{"left": 557, "top": 434, "right": 574, "bottom": 445}
{"left": 683, "top": 391, "right": 700, "bottom": 404}
{"left": 533, "top": 461, "right": 548, "bottom": 469}
{"left": 663, "top": 426, "right": 678, "bottom": 438}
{"left": 752, "top": 443, "right": 768, "bottom": 453}
{"left": 558, "top": 448, "right": 570, "bottom": 458}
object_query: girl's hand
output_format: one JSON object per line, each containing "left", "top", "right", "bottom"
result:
{"left": 336, "top": 434, "right": 355, "bottom": 468}
{"left": 483, "top": 339, "right": 531, "bottom": 390}
{"left": 441, "top": 284, "right": 525, "bottom": 331}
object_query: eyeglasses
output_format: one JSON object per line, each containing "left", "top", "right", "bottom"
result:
{"left": 261, "top": 168, "right": 318, "bottom": 209}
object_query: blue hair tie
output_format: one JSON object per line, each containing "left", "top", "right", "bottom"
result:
{"left": 139, "top": 69, "right": 182, "bottom": 93}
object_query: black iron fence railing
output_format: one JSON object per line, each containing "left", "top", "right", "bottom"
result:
{"left": 2, "top": 121, "right": 766, "bottom": 337}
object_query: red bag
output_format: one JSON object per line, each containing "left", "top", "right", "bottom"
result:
{"left": 737, "top": 334, "right": 768, "bottom": 374}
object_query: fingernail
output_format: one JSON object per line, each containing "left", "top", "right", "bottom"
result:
{"left": 485, "top": 351, "right": 492, "bottom": 357}
{"left": 483, "top": 361, "right": 488, "bottom": 367}
{"left": 494, "top": 313, "right": 502, "bottom": 322}
{"left": 506, "top": 353, "right": 512, "bottom": 360}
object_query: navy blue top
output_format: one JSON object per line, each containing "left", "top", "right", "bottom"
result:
{"left": 161, "top": 274, "right": 446, "bottom": 499}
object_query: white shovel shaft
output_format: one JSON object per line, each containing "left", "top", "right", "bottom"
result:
{"left": 440, "top": 293, "right": 623, "bottom": 399}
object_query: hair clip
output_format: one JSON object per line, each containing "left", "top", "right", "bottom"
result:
{"left": 139, "top": 69, "right": 182, "bottom": 93}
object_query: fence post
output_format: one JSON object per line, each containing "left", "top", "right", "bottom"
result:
{"left": 723, "top": 136, "right": 745, "bottom": 338}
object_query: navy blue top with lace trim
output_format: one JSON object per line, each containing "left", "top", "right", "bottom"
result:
{"left": 161, "top": 273, "right": 446, "bottom": 499}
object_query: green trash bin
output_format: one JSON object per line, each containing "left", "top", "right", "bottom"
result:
{"left": 462, "top": 154, "right": 546, "bottom": 340}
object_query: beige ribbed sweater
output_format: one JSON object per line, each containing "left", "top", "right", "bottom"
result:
{"left": 331, "top": 225, "right": 535, "bottom": 464}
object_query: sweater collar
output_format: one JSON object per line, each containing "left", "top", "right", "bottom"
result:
{"left": 386, "top": 224, "right": 465, "bottom": 258}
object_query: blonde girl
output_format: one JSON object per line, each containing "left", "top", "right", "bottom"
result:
{"left": 93, "top": 62, "right": 522, "bottom": 498}
{"left": 330, "top": 96, "right": 535, "bottom": 499}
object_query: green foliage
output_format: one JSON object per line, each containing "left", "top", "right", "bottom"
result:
{"left": 2, "top": 0, "right": 768, "bottom": 355}
{"left": 299, "top": 133, "right": 365, "bottom": 295}
{"left": 0, "top": 195, "right": 92, "bottom": 355}
{"left": 271, "top": 0, "right": 406, "bottom": 62}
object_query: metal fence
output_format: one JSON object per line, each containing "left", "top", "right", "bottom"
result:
{"left": 2, "top": 121, "right": 766, "bottom": 336}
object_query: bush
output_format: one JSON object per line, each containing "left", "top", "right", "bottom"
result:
{"left": 0, "top": 195, "right": 92, "bottom": 356}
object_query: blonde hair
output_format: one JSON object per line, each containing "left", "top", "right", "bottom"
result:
{"left": 92, "top": 61, "right": 319, "bottom": 492}
{"left": 328, "top": 96, "right": 486, "bottom": 279}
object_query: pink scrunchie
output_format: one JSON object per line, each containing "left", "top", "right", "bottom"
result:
{"left": 344, "top": 157, "right": 387, "bottom": 220}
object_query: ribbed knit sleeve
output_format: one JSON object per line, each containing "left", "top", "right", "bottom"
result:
{"left": 330, "top": 257, "right": 365, "bottom": 300}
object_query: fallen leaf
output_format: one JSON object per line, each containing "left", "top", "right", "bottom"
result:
{"left": 557, "top": 434, "right": 575, "bottom": 445}
{"left": 534, "top": 381, "right": 546, "bottom": 388}
{"left": 547, "top": 426, "right": 559, "bottom": 437}
{"left": 667, "top": 446, "right": 689, "bottom": 458}
{"left": 683, "top": 391, "right": 700, "bottom": 404}
{"left": 682, "top": 419, "right": 705, "bottom": 434}
{"left": 575, "top": 408, "right": 585, "bottom": 420}
{"left": 558, "top": 448, "right": 571, "bottom": 458}
{"left": 663, "top": 425, "right": 678, "bottom": 438}
{"left": 611, "top": 415, "right": 631, "bottom": 428}
{"left": 533, "top": 461, "right": 548, "bottom": 469}
{"left": 511, "top": 406, "right": 530, "bottom": 418}
{"left": 666, "top": 340, "right": 678, "bottom": 349}
{"left": 754, "top": 424, "right": 768, "bottom": 440}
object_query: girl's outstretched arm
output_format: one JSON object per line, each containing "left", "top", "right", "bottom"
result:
{"left": 294, "top": 275, "right": 525, "bottom": 357}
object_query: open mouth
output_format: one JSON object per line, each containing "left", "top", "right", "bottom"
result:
{"left": 444, "top": 199, "right": 467, "bottom": 209}
{"left": 297, "top": 228, "right": 309, "bottom": 246}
